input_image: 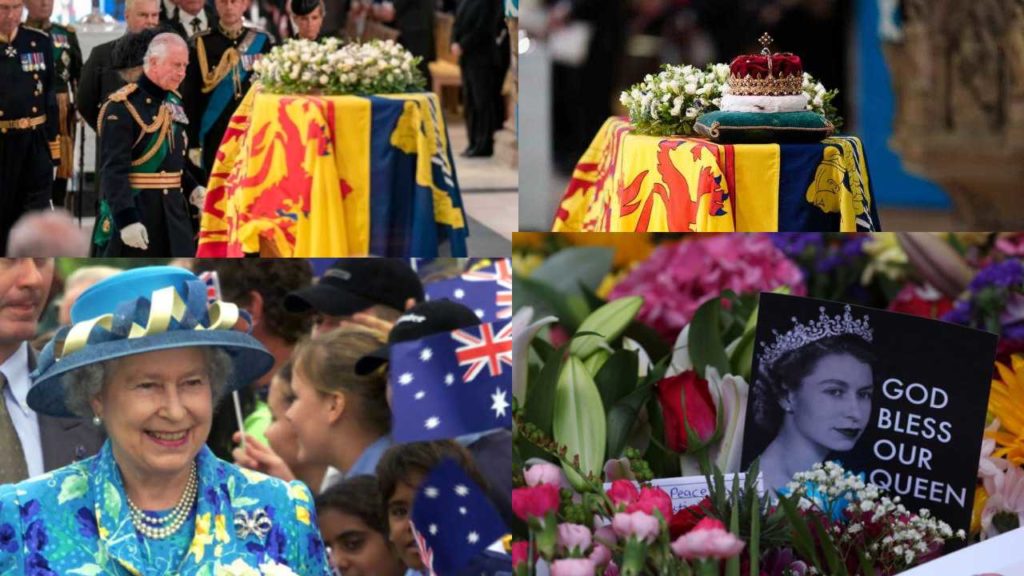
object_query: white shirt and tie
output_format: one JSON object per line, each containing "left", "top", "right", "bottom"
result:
{"left": 0, "top": 342, "right": 44, "bottom": 479}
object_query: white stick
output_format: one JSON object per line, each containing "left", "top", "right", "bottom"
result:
{"left": 232, "top": 390, "right": 246, "bottom": 450}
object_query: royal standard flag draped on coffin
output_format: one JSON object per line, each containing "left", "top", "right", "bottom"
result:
{"left": 197, "top": 87, "right": 468, "bottom": 257}
{"left": 553, "top": 117, "right": 879, "bottom": 233}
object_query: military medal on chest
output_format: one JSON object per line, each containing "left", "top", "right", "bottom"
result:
{"left": 4, "top": 45, "right": 15, "bottom": 58}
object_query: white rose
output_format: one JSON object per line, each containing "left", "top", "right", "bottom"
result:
{"left": 813, "top": 94, "right": 824, "bottom": 108}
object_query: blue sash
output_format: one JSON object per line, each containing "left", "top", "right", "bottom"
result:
{"left": 199, "top": 32, "right": 266, "bottom": 146}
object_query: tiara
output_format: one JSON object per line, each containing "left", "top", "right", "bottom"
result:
{"left": 759, "top": 305, "right": 873, "bottom": 368}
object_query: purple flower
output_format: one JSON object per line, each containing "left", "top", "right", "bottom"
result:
{"left": 24, "top": 521, "right": 46, "bottom": 553}
{"left": 74, "top": 507, "right": 98, "bottom": 539}
{"left": 970, "top": 260, "right": 1024, "bottom": 292}
{"left": 20, "top": 500, "right": 39, "bottom": 523}
{"left": 772, "top": 233, "right": 825, "bottom": 258}
{"left": 0, "top": 523, "right": 17, "bottom": 553}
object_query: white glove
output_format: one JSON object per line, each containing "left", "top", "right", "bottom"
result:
{"left": 120, "top": 222, "right": 149, "bottom": 250}
{"left": 190, "top": 186, "right": 207, "bottom": 209}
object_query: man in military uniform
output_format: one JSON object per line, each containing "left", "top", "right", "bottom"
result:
{"left": 371, "top": 0, "right": 434, "bottom": 84}
{"left": 96, "top": 32, "right": 205, "bottom": 256}
{"left": 24, "top": 0, "right": 82, "bottom": 208}
{"left": 162, "top": 0, "right": 218, "bottom": 40}
{"left": 452, "top": 0, "right": 508, "bottom": 157}
{"left": 0, "top": 0, "right": 59, "bottom": 255}
{"left": 184, "top": 0, "right": 273, "bottom": 173}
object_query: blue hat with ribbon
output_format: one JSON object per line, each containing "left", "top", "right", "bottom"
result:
{"left": 28, "top": 266, "right": 275, "bottom": 418}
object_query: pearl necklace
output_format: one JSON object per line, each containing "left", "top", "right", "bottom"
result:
{"left": 127, "top": 463, "right": 198, "bottom": 540}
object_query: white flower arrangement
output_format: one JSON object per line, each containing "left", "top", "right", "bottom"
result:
{"left": 620, "top": 63, "right": 842, "bottom": 136}
{"left": 254, "top": 38, "right": 426, "bottom": 96}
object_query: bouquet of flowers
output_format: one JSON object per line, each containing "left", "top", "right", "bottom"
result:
{"left": 253, "top": 38, "right": 425, "bottom": 96}
{"left": 619, "top": 64, "right": 841, "bottom": 137}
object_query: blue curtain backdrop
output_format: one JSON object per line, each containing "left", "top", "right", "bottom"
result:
{"left": 855, "top": 0, "right": 949, "bottom": 208}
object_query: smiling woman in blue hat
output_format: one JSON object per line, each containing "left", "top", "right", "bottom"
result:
{"left": 0, "top": 266, "right": 332, "bottom": 575}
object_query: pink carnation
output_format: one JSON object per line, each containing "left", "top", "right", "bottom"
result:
{"left": 557, "top": 523, "right": 592, "bottom": 553}
{"left": 606, "top": 480, "right": 640, "bottom": 508}
{"left": 611, "top": 511, "right": 661, "bottom": 543}
{"left": 626, "top": 487, "right": 672, "bottom": 520}
{"left": 609, "top": 235, "right": 805, "bottom": 339}
{"left": 524, "top": 462, "right": 563, "bottom": 487}
{"left": 670, "top": 517, "right": 745, "bottom": 560}
{"left": 550, "top": 558, "right": 597, "bottom": 576}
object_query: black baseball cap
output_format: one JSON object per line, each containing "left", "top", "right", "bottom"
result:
{"left": 284, "top": 259, "right": 424, "bottom": 317}
{"left": 355, "top": 299, "right": 481, "bottom": 375}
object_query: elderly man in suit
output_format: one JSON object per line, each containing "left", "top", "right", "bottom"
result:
{"left": 0, "top": 258, "right": 104, "bottom": 485}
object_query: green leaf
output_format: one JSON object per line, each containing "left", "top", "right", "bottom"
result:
{"left": 777, "top": 495, "right": 821, "bottom": 573}
{"left": 809, "top": 514, "right": 845, "bottom": 576}
{"left": 232, "top": 497, "right": 259, "bottom": 508}
{"left": 688, "top": 298, "right": 729, "bottom": 379}
{"left": 58, "top": 473, "right": 88, "bottom": 505}
{"left": 530, "top": 337, "right": 556, "bottom": 364}
{"left": 570, "top": 296, "right": 644, "bottom": 359}
{"left": 726, "top": 473, "right": 740, "bottom": 576}
{"left": 67, "top": 565, "right": 104, "bottom": 576}
{"left": 622, "top": 318, "right": 672, "bottom": 361}
{"left": 530, "top": 247, "right": 615, "bottom": 295}
{"left": 553, "top": 356, "right": 607, "bottom": 490}
{"left": 102, "top": 481, "right": 121, "bottom": 521}
{"left": 594, "top": 350, "right": 640, "bottom": 409}
{"left": 606, "top": 402, "right": 639, "bottom": 460}
{"left": 749, "top": 490, "right": 760, "bottom": 576}
{"left": 856, "top": 547, "right": 877, "bottom": 576}
{"left": 513, "top": 275, "right": 585, "bottom": 329}
{"left": 524, "top": 346, "right": 566, "bottom": 436}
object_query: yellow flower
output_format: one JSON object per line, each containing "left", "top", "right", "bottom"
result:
{"left": 861, "top": 232, "right": 907, "bottom": 284}
{"left": 971, "top": 485, "right": 988, "bottom": 537}
{"left": 288, "top": 482, "right": 310, "bottom": 502}
{"left": 189, "top": 512, "right": 214, "bottom": 563}
{"left": 214, "top": 513, "right": 230, "bottom": 543}
{"left": 512, "top": 253, "right": 545, "bottom": 278}
{"left": 295, "top": 505, "right": 310, "bottom": 525}
{"left": 988, "top": 355, "right": 1024, "bottom": 465}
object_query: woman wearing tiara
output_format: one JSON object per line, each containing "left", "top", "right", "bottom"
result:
{"left": 751, "top": 305, "right": 876, "bottom": 495}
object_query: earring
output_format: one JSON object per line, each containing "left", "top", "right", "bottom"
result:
{"left": 92, "top": 415, "right": 102, "bottom": 427}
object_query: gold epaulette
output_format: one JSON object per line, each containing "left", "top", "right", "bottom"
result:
{"left": 108, "top": 83, "right": 138, "bottom": 103}
{"left": 98, "top": 83, "right": 139, "bottom": 136}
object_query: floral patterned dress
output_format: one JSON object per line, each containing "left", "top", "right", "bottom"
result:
{"left": 0, "top": 440, "right": 332, "bottom": 575}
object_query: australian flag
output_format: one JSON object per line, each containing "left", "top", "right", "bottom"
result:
{"left": 389, "top": 318, "right": 512, "bottom": 443}
{"left": 411, "top": 459, "right": 509, "bottom": 576}
{"left": 425, "top": 258, "right": 511, "bottom": 323}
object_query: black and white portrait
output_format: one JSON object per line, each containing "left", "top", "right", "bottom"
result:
{"left": 741, "top": 293, "right": 998, "bottom": 535}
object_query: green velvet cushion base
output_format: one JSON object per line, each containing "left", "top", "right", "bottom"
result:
{"left": 693, "top": 110, "right": 834, "bottom": 143}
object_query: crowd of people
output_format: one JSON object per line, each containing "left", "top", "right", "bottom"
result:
{"left": 0, "top": 257, "right": 512, "bottom": 575}
{"left": 0, "top": 0, "right": 512, "bottom": 256}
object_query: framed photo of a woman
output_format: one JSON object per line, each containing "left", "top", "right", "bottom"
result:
{"left": 740, "top": 292, "right": 998, "bottom": 537}
{"left": 741, "top": 295, "right": 876, "bottom": 495}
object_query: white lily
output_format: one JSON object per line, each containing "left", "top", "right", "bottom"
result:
{"left": 705, "top": 366, "right": 749, "bottom": 474}
{"left": 511, "top": 306, "right": 557, "bottom": 405}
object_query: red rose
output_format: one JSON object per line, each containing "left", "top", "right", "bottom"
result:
{"left": 626, "top": 487, "right": 673, "bottom": 520}
{"left": 512, "top": 484, "right": 561, "bottom": 521}
{"left": 656, "top": 370, "right": 717, "bottom": 453}
{"left": 668, "top": 496, "right": 711, "bottom": 540}
{"left": 606, "top": 480, "right": 640, "bottom": 508}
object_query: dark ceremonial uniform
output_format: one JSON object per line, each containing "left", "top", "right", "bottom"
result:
{"left": 96, "top": 74, "right": 198, "bottom": 256}
{"left": 453, "top": 0, "right": 508, "bottom": 156}
{"left": 26, "top": 19, "right": 82, "bottom": 207}
{"left": 379, "top": 0, "right": 434, "bottom": 84}
{"left": 0, "top": 24, "right": 59, "bottom": 255}
{"left": 161, "top": 3, "right": 219, "bottom": 40}
{"left": 184, "top": 24, "right": 273, "bottom": 173}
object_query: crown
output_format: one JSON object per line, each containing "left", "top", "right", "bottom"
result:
{"left": 759, "top": 305, "right": 873, "bottom": 368}
{"left": 728, "top": 33, "right": 804, "bottom": 96}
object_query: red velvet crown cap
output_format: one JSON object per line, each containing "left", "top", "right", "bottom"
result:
{"left": 729, "top": 53, "right": 803, "bottom": 79}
